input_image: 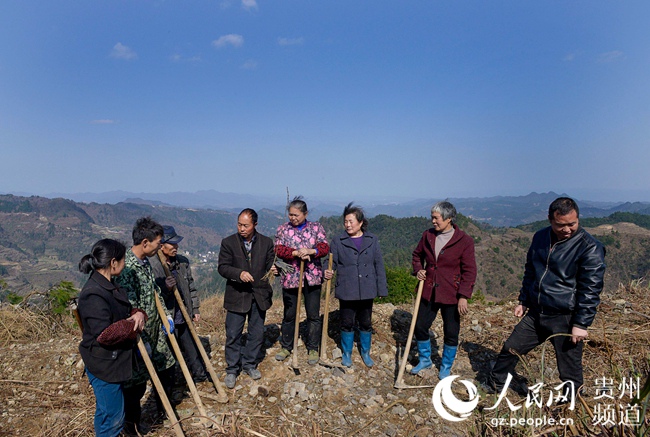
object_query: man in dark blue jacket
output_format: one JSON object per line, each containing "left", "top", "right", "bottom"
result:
{"left": 488, "top": 197, "right": 606, "bottom": 398}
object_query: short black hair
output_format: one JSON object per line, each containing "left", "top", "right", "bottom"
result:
{"left": 548, "top": 197, "right": 579, "bottom": 219}
{"left": 132, "top": 216, "right": 164, "bottom": 245}
{"left": 239, "top": 208, "right": 258, "bottom": 224}
{"left": 343, "top": 202, "right": 368, "bottom": 233}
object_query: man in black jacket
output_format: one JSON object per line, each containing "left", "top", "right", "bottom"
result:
{"left": 218, "top": 209, "right": 276, "bottom": 389}
{"left": 149, "top": 225, "right": 208, "bottom": 382}
{"left": 488, "top": 197, "right": 606, "bottom": 398}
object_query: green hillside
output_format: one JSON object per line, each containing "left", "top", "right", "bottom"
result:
{"left": 1, "top": 195, "right": 649, "bottom": 305}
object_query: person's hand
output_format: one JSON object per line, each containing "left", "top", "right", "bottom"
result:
{"left": 571, "top": 326, "right": 588, "bottom": 344}
{"left": 416, "top": 270, "right": 427, "bottom": 281}
{"left": 165, "top": 276, "right": 177, "bottom": 290}
{"left": 128, "top": 311, "right": 146, "bottom": 332}
{"left": 162, "top": 316, "right": 175, "bottom": 335}
{"left": 240, "top": 271, "right": 254, "bottom": 282}
{"left": 324, "top": 269, "right": 334, "bottom": 280}
{"left": 458, "top": 297, "right": 468, "bottom": 316}
{"left": 193, "top": 314, "right": 200, "bottom": 324}
{"left": 293, "top": 248, "right": 313, "bottom": 261}
{"left": 514, "top": 304, "right": 527, "bottom": 317}
{"left": 270, "top": 265, "right": 279, "bottom": 276}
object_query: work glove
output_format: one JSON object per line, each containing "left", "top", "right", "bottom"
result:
{"left": 164, "top": 276, "right": 177, "bottom": 290}
{"left": 162, "top": 315, "right": 175, "bottom": 335}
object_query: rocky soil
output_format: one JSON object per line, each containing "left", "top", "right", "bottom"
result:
{"left": 1, "top": 285, "right": 649, "bottom": 436}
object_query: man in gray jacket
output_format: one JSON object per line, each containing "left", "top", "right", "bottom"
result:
{"left": 149, "top": 225, "right": 208, "bottom": 383}
{"left": 218, "top": 209, "right": 276, "bottom": 389}
{"left": 488, "top": 197, "right": 606, "bottom": 399}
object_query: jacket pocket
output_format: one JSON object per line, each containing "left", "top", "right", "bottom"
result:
{"left": 89, "top": 343, "right": 119, "bottom": 360}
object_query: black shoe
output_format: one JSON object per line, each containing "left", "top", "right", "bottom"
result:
{"left": 121, "top": 422, "right": 137, "bottom": 436}
{"left": 122, "top": 421, "right": 149, "bottom": 436}
{"left": 193, "top": 373, "right": 208, "bottom": 383}
{"left": 480, "top": 380, "right": 500, "bottom": 395}
{"left": 483, "top": 381, "right": 528, "bottom": 397}
{"left": 510, "top": 378, "right": 529, "bottom": 397}
{"left": 151, "top": 411, "right": 167, "bottom": 426}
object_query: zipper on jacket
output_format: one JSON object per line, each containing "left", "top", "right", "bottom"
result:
{"left": 537, "top": 233, "right": 570, "bottom": 308}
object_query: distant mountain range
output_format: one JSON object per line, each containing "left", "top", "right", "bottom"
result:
{"left": 1, "top": 193, "right": 649, "bottom": 302}
{"left": 18, "top": 189, "right": 650, "bottom": 227}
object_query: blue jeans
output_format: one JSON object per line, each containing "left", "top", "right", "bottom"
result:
{"left": 86, "top": 369, "right": 124, "bottom": 437}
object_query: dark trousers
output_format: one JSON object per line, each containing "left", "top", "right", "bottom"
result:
{"left": 152, "top": 367, "right": 175, "bottom": 413}
{"left": 414, "top": 298, "right": 460, "bottom": 346}
{"left": 281, "top": 285, "right": 321, "bottom": 351}
{"left": 123, "top": 381, "right": 147, "bottom": 427}
{"left": 490, "top": 311, "right": 583, "bottom": 390}
{"left": 175, "top": 323, "right": 206, "bottom": 377}
{"left": 123, "top": 367, "right": 175, "bottom": 425}
{"left": 340, "top": 299, "right": 374, "bottom": 332}
{"left": 225, "top": 299, "right": 267, "bottom": 374}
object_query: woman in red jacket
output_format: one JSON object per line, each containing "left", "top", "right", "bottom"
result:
{"left": 411, "top": 201, "right": 477, "bottom": 378}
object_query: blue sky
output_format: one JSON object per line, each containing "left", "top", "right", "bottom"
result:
{"left": 1, "top": 1, "right": 649, "bottom": 202}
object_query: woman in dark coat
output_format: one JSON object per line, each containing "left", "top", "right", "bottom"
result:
{"left": 324, "top": 203, "right": 388, "bottom": 367}
{"left": 77, "top": 239, "right": 147, "bottom": 437}
{"left": 411, "top": 201, "right": 477, "bottom": 378}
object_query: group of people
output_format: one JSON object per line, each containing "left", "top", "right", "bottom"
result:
{"left": 77, "top": 196, "right": 606, "bottom": 436}
{"left": 219, "top": 198, "right": 388, "bottom": 389}
{"left": 77, "top": 219, "right": 205, "bottom": 436}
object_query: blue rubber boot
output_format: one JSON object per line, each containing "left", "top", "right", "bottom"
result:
{"left": 438, "top": 344, "right": 458, "bottom": 379}
{"left": 340, "top": 331, "right": 354, "bottom": 367}
{"left": 359, "top": 331, "right": 375, "bottom": 368}
{"left": 410, "top": 340, "right": 432, "bottom": 374}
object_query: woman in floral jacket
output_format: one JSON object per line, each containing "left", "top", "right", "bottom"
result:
{"left": 274, "top": 196, "right": 329, "bottom": 365}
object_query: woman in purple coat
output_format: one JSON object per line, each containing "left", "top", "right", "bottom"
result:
{"left": 324, "top": 203, "right": 388, "bottom": 368}
{"left": 411, "top": 201, "right": 477, "bottom": 378}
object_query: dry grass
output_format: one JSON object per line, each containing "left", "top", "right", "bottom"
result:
{"left": 195, "top": 294, "right": 227, "bottom": 336}
{"left": 0, "top": 293, "right": 350, "bottom": 437}
{"left": 0, "top": 304, "right": 58, "bottom": 346}
{"left": 470, "top": 280, "right": 650, "bottom": 437}
{"left": 1, "top": 283, "right": 649, "bottom": 437}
